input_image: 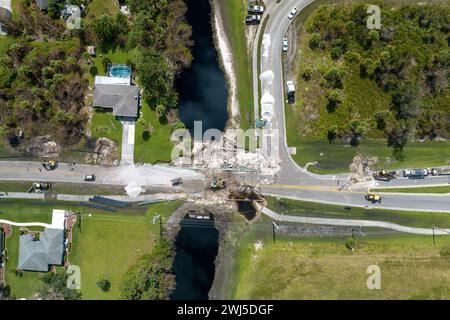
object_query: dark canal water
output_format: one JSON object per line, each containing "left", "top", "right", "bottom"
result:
{"left": 170, "top": 216, "right": 219, "bottom": 300}
{"left": 176, "top": 0, "right": 229, "bottom": 136}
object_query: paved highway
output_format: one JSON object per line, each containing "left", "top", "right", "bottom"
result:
{"left": 0, "top": 161, "right": 203, "bottom": 189}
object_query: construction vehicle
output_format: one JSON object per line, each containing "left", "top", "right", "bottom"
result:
{"left": 28, "top": 182, "right": 51, "bottom": 193}
{"left": 42, "top": 160, "right": 58, "bottom": 171}
{"left": 171, "top": 177, "right": 183, "bottom": 186}
{"left": 373, "top": 170, "right": 396, "bottom": 182}
{"left": 209, "top": 177, "right": 226, "bottom": 191}
{"left": 286, "top": 80, "right": 295, "bottom": 104}
{"left": 365, "top": 193, "right": 381, "bottom": 203}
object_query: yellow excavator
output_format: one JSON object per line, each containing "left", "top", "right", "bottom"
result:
{"left": 42, "top": 160, "right": 58, "bottom": 171}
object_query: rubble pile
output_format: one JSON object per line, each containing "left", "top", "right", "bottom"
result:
{"left": 349, "top": 154, "right": 378, "bottom": 183}
{"left": 174, "top": 130, "right": 280, "bottom": 176}
{"left": 90, "top": 138, "right": 119, "bottom": 166}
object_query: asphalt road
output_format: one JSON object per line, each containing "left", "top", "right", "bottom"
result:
{"left": 0, "top": 160, "right": 204, "bottom": 191}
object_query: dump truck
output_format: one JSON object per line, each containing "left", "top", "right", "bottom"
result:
{"left": 286, "top": 80, "right": 295, "bottom": 104}
{"left": 365, "top": 193, "right": 381, "bottom": 203}
{"left": 373, "top": 170, "right": 396, "bottom": 182}
{"left": 28, "top": 182, "right": 52, "bottom": 193}
{"left": 42, "top": 160, "right": 58, "bottom": 171}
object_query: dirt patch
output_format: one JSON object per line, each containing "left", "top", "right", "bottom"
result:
{"left": 25, "top": 135, "right": 61, "bottom": 158}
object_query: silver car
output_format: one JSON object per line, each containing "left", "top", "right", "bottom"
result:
{"left": 282, "top": 37, "right": 288, "bottom": 52}
{"left": 288, "top": 7, "right": 298, "bottom": 20}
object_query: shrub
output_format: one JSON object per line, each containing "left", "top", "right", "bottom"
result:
{"left": 96, "top": 278, "right": 111, "bottom": 292}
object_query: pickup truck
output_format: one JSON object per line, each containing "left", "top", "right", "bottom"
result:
{"left": 245, "top": 15, "right": 261, "bottom": 25}
{"left": 248, "top": 5, "right": 265, "bottom": 14}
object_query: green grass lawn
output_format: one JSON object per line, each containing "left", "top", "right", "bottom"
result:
{"left": 134, "top": 101, "right": 174, "bottom": 164}
{"left": 0, "top": 180, "right": 128, "bottom": 195}
{"left": 233, "top": 235, "right": 450, "bottom": 299}
{"left": 216, "top": 0, "right": 253, "bottom": 129}
{"left": 90, "top": 109, "right": 122, "bottom": 146}
{"left": 287, "top": 138, "right": 450, "bottom": 174}
{"left": 371, "top": 185, "right": 450, "bottom": 194}
{"left": 0, "top": 199, "right": 183, "bottom": 299}
{"left": 266, "top": 196, "right": 450, "bottom": 228}
{"left": 85, "top": 0, "right": 120, "bottom": 23}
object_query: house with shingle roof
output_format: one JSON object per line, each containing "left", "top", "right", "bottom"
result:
{"left": 17, "top": 209, "right": 66, "bottom": 272}
{"left": 93, "top": 75, "right": 140, "bottom": 119}
{"left": 17, "top": 228, "right": 65, "bottom": 272}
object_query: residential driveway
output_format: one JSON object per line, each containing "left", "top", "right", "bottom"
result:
{"left": 120, "top": 120, "right": 135, "bottom": 165}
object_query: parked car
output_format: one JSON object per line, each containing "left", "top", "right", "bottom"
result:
{"left": 245, "top": 15, "right": 261, "bottom": 25}
{"left": 288, "top": 7, "right": 298, "bottom": 20}
{"left": 282, "top": 37, "right": 288, "bottom": 52}
{"left": 84, "top": 174, "right": 96, "bottom": 182}
{"left": 248, "top": 5, "right": 265, "bottom": 14}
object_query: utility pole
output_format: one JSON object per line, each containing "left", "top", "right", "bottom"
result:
{"left": 272, "top": 222, "right": 279, "bottom": 243}
{"left": 152, "top": 213, "right": 162, "bottom": 240}
{"left": 447, "top": 160, "right": 449, "bottom": 185}
{"left": 432, "top": 226, "right": 435, "bottom": 247}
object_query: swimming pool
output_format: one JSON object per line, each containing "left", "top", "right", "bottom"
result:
{"left": 108, "top": 65, "right": 132, "bottom": 78}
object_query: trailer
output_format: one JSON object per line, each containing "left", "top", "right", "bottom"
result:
{"left": 373, "top": 170, "right": 396, "bottom": 182}
{"left": 429, "top": 167, "right": 450, "bottom": 176}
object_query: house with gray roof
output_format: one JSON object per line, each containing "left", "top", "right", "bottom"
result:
{"left": 93, "top": 77, "right": 140, "bottom": 119}
{"left": 18, "top": 228, "right": 65, "bottom": 272}
{"left": 35, "top": 0, "right": 48, "bottom": 10}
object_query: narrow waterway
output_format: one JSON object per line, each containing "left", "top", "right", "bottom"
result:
{"left": 170, "top": 216, "right": 219, "bottom": 300}
{"left": 176, "top": 0, "right": 229, "bottom": 136}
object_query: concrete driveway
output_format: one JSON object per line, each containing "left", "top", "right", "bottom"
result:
{"left": 120, "top": 120, "right": 135, "bottom": 165}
